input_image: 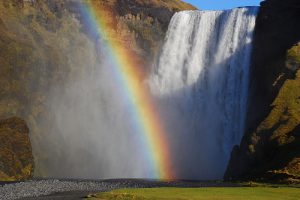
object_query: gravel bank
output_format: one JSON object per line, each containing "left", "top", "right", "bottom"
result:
{"left": 0, "top": 179, "right": 237, "bottom": 200}
{"left": 0, "top": 180, "right": 115, "bottom": 200}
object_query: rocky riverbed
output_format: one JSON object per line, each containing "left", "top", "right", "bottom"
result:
{"left": 0, "top": 179, "right": 238, "bottom": 200}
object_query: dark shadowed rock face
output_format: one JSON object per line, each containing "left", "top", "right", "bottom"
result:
{"left": 0, "top": 117, "right": 34, "bottom": 181}
{"left": 225, "top": 0, "right": 300, "bottom": 183}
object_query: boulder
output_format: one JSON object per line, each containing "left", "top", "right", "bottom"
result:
{"left": 0, "top": 117, "right": 34, "bottom": 181}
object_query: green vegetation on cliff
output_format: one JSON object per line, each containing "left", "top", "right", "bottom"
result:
{"left": 0, "top": 0, "right": 100, "bottom": 175}
{"left": 0, "top": 117, "right": 34, "bottom": 181}
{"left": 225, "top": 0, "right": 300, "bottom": 183}
{"left": 0, "top": 0, "right": 195, "bottom": 177}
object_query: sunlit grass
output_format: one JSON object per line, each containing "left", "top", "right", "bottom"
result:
{"left": 86, "top": 186, "right": 300, "bottom": 200}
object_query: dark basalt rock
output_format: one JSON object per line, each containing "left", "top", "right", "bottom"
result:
{"left": 225, "top": 0, "right": 300, "bottom": 183}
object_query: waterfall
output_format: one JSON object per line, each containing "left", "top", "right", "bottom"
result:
{"left": 149, "top": 7, "right": 258, "bottom": 179}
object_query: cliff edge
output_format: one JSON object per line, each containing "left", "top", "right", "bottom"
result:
{"left": 225, "top": 0, "right": 300, "bottom": 183}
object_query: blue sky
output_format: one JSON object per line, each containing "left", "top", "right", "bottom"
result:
{"left": 183, "top": 0, "right": 263, "bottom": 10}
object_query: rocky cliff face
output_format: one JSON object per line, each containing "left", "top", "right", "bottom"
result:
{"left": 0, "top": 117, "right": 34, "bottom": 181}
{"left": 225, "top": 0, "right": 300, "bottom": 183}
{"left": 0, "top": 0, "right": 195, "bottom": 177}
{"left": 68, "top": 0, "right": 195, "bottom": 70}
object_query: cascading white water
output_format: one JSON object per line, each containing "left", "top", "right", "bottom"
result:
{"left": 149, "top": 7, "right": 258, "bottom": 179}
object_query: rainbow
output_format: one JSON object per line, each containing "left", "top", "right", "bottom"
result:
{"left": 79, "top": 1, "right": 174, "bottom": 179}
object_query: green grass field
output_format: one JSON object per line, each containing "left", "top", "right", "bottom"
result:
{"left": 86, "top": 187, "right": 300, "bottom": 200}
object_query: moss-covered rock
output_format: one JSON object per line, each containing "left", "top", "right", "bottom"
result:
{"left": 0, "top": 117, "right": 34, "bottom": 181}
{"left": 225, "top": 0, "right": 300, "bottom": 183}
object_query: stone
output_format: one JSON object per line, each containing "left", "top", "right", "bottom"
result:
{"left": 0, "top": 117, "right": 34, "bottom": 181}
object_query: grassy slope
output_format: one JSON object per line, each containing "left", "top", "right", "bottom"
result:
{"left": 0, "top": 1, "right": 100, "bottom": 176}
{"left": 226, "top": 42, "right": 300, "bottom": 182}
{"left": 87, "top": 187, "right": 300, "bottom": 200}
{"left": 248, "top": 43, "right": 300, "bottom": 180}
{"left": 0, "top": 0, "right": 196, "bottom": 178}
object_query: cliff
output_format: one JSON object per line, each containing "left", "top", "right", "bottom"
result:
{"left": 0, "top": 0, "right": 195, "bottom": 177}
{"left": 68, "top": 0, "right": 196, "bottom": 69}
{"left": 225, "top": 0, "right": 300, "bottom": 183}
{"left": 0, "top": 117, "right": 34, "bottom": 181}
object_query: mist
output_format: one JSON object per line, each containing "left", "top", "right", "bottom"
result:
{"left": 32, "top": 7, "right": 257, "bottom": 180}
{"left": 38, "top": 34, "right": 157, "bottom": 179}
{"left": 148, "top": 8, "right": 258, "bottom": 179}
